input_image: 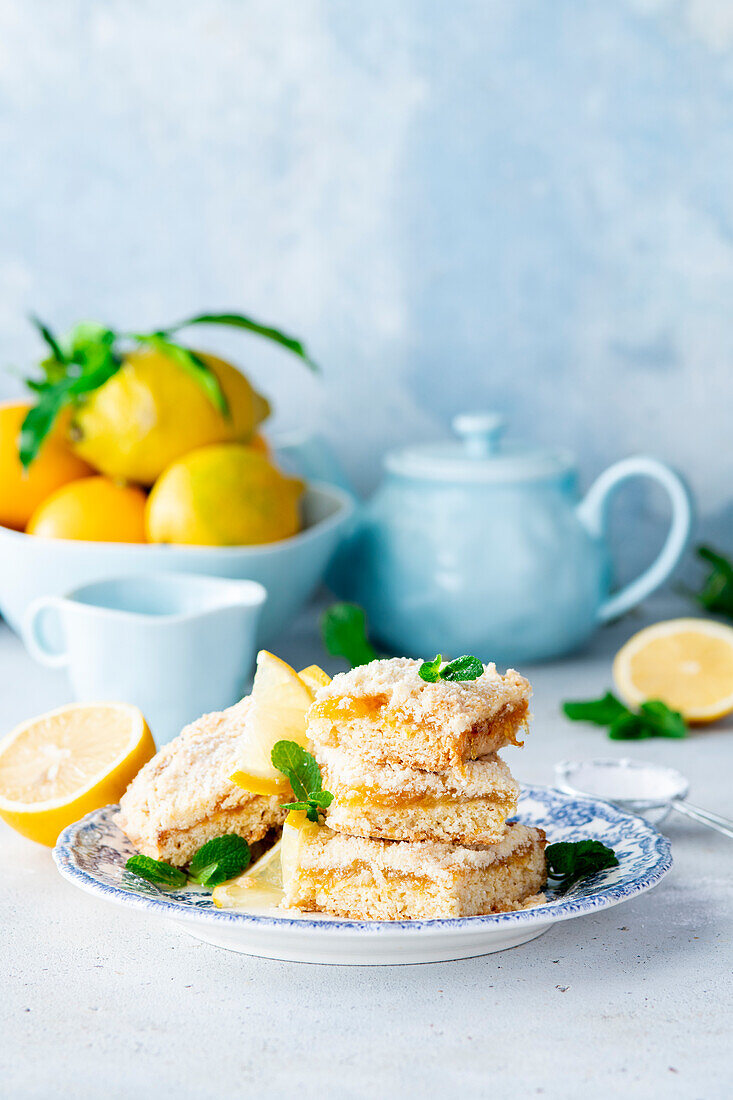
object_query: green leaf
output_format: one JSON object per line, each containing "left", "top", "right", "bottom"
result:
{"left": 18, "top": 387, "right": 71, "bottom": 468}
{"left": 418, "top": 654, "right": 443, "bottom": 683}
{"left": 440, "top": 655, "right": 484, "bottom": 682}
{"left": 29, "top": 314, "right": 68, "bottom": 365}
{"left": 608, "top": 713, "right": 648, "bottom": 740}
{"left": 125, "top": 854, "right": 187, "bottom": 889}
{"left": 564, "top": 691, "right": 687, "bottom": 740}
{"left": 134, "top": 334, "right": 229, "bottom": 417}
{"left": 545, "top": 839, "right": 618, "bottom": 893}
{"left": 692, "top": 545, "right": 733, "bottom": 620}
{"left": 187, "top": 834, "right": 251, "bottom": 886}
{"left": 270, "top": 741, "right": 333, "bottom": 821}
{"left": 166, "top": 312, "right": 319, "bottom": 372}
{"left": 563, "top": 693, "right": 629, "bottom": 726}
{"left": 321, "top": 603, "right": 380, "bottom": 669}
{"left": 638, "top": 700, "right": 687, "bottom": 739}
{"left": 271, "top": 740, "right": 320, "bottom": 802}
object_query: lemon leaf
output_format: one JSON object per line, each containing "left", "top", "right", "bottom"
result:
{"left": 134, "top": 334, "right": 230, "bottom": 418}
{"left": 166, "top": 312, "right": 319, "bottom": 372}
{"left": 29, "top": 314, "right": 68, "bottom": 365}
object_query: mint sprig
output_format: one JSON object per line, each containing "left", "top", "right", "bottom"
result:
{"left": 545, "top": 840, "right": 619, "bottom": 893}
{"left": 320, "top": 602, "right": 380, "bottom": 669}
{"left": 18, "top": 310, "right": 318, "bottom": 467}
{"left": 562, "top": 692, "right": 687, "bottom": 739}
{"left": 271, "top": 740, "right": 333, "bottom": 823}
{"left": 418, "top": 654, "right": 484, "bottom": 683}
{"left": 126, "top": 833, "right": 251, "bottom": 890}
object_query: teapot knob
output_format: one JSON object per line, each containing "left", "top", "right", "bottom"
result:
{"left": 452, "top": 412, "right": 506, "bottom": 457}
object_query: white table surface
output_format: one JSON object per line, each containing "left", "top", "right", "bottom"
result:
{"left": 2, "top": 595, "right": 732, "bottom": 1100}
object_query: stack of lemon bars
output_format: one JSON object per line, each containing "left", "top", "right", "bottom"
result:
{"left": 283, "top": 657, "right": 547, "bottom": 920}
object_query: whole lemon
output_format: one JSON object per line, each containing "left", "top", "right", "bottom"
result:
{"left": 27, "top": 476, "right": 148, "bottom": 543}
{"left": 146, "top": 444, "right": 304, "bottom": 546}
{"left": 0, "top": 402, "right": 93, "bottom": 530}
{"left": 69, "top": 348, "right": 271, "bottom": 486}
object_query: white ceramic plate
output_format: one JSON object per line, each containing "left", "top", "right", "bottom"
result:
{"left": 53, "top": 785, "right": 671, "bottom": 965}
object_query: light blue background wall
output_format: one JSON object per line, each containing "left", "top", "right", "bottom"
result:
{"left": 0, "top": 0, "right": 731, "bottom": 570}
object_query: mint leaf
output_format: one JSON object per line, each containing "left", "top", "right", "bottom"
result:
{"left": 125, "top": 854, "right": 187, "bottom": 889}
{"left": 282, "top": 789, "right": 333, "bottom": 823}
{"left": 419, "top": 654, "right": 484, "bottom": 683}
{"left": 418, "top": 654, "right": 442, "bottom": 682}
{"left": 691, "top": 545, "right": 733, "bottom": 620}
{"left": 563, "top": 692, "right": 687, "bottom": 740}
{"left": 563, "top": 693, "right": 628, "bottom": 725}
{"left": 271, "top": 740, "right": 333, "bottom": 823}
{"left": 638, "top": 700, "right": 687, "bottom": 739}
{"left": 321, "top": 603, "right": 379, "bottom": 668}
{"left": 271, "top": 740, "right": 318, "bottom": 801}
{"left": 440, "top": 655, "right": 484, "bottom": 682}
{"left": 608, "top": 712, "right": 647, "bottom": 740}
{"left": 545, "top": 840, "right": 619, "bottom": 893}
{"left": 166, "top": 312, "right": 319, "bottom": 372}
{"left": 187, "top": 834, "right": 250, "bottom": 886}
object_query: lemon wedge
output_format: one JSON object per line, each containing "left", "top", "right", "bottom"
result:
{"left": 281, "top": 808, "right": 320, "bottom": 887}
{"left": 297, "top": 664, "right": 332, "bottom": 695}
{"left": 0, "top": 703, "right": 154, "bottom": 846}
{"left": 212, "top": 839, "right": 283, "bottom": 909}
{"left": 613, "top": 618, "right": 733, "bottom": 723}
{"left": 230, "top": 652, "right": 330, "bottom": 796}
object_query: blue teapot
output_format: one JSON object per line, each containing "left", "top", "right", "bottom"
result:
{"left": 330, "top": 413, "right": 693, "bottom": 663}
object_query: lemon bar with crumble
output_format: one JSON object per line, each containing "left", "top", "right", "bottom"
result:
{"left": 118, "top": 697, "right": 285, "bottom": 866}
{"left": 307, "top": 657, "right": 530, "bottom": 771}
{"left": 318, "top": 746, "right": 519, "bottom": 844}
{"left": 282, "top": 816, "right": 546, "bottom": 920}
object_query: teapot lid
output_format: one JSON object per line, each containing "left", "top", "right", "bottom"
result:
{"left": 385, "top": 412, "right": 573, "bottom": 483}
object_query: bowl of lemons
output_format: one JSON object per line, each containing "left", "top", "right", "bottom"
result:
{"left": 0, "top": 314, "right": 353, "bottom": 644}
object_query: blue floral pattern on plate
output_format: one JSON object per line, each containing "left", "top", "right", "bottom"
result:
{"left": 52, "top": 785, "right": 672, "bottom": 933}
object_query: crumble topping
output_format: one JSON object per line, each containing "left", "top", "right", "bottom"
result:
{"left": 310, "top": 657, "right": 531, "bottom": 737}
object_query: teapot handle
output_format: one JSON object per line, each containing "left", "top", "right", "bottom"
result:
{"left": 576, "top": 456, "right": 693, "bottom": 623}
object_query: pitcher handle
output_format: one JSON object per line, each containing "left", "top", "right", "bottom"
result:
{"left": 24, "top": 597, "right": 70, "bottom": 668}
{"left": 577, "top": 456, "right": 693, "bottom": 623}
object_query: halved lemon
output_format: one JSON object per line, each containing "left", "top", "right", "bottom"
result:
{"left": 0, "top": 702, "right": 154, "bottom": 846}
{"left": 229, "top": 652, "right": 330, "bottom": 796}
{"left": 212, "top": 838, "right": 283, "bottom": 909}
{"left": 613, "top": 618, "right": 733, "bottom": 723}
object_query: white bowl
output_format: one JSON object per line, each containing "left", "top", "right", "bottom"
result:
{"left": 0, "top": 482, "right": 354, "bottom": 645}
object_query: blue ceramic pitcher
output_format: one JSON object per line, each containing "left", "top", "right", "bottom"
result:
{"left": 330, "top": 413, "right": 693, "bottom": 663}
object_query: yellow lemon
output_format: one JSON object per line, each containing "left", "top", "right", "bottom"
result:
{"left": 0, "top": 703, "right": 155, "bottom": 846}
{"left": 212, "top": 839, "right": 283, "bottom": 910}
{"left": 145, "top": 444, "right": 304, "bottom": 546}
{"left": 613, "top": 618, "right": 733, "bottom": 723}
{"left": 297, "top": 664, "right": 332, "bottom": 695}
{"left": 229, "top": 651, "right": 325, "bottom": 796}
{"left": 0, "top": 402, "right": 93, "bottom": 531}
{"left": 69, "top": 348, "right": 271, "bottom": 486}
{"left": 27, "top": 476, "right": 148, "bottom": 543}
